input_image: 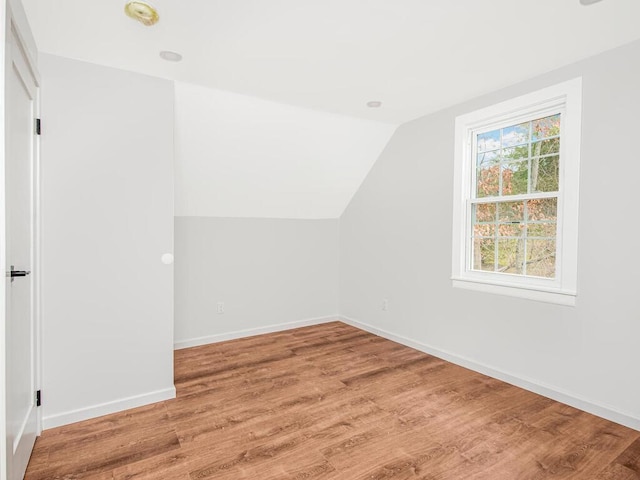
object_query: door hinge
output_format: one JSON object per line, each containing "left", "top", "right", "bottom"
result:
{"left": 36, "top": 390, "right": 41, "bottom": 407}
{"left": 35, "top": 118, "right": 41, "bottom": 135}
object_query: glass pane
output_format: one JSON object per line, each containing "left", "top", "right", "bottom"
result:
{"left": 532, "top": 114, "right": 561, "bottom": 141}
{"left": 527, "top": 222, "right": 556, "bottom": 238}
{"left": 473, "top": 223, "right": 494, "bottom": 237}
{"left": 477, "top": 164, "right": 500, "bottom": 197}
{"left": 474, "top": 203, "right": 496, "bottom": 223}
{"left": 501, "top": 161, "right": 528, "bottom": 196}
{"left": 473, "top": 238, "right": 495, "bottom": 271}
{"left": 532, "top": 156, "right": 559, "bottom": 193}
{"left": 498, "top": 201, "right": 524, "bottom": 223}
{"left": 497, "top": 238, "right": 524, "bottom": 274}
{"left": 527, "top": 198, "right": 557, "bottom": 221}
{"left": 477, "top": 129, "right": 500, "bottom": 153}
{"left": 502, "top": 122, "right": 529, "bottom": 147}
{"left": 501, "top": 145, "right": 528, "bottom": 161}
{"left": 526, "top": 239, "right": 556, "bottom": 278}
{"left": 477, "top": 150, "right": 498, "bottom": 167}
{"left": 532, "top": 137, "right": 560, "bottom": 156}
{"left": 497, "top": 223, "right": 524, "bottom": 237}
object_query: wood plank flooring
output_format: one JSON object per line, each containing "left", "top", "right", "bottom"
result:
{"left": 25, "top": 322, "right": 640, "bottom": 479}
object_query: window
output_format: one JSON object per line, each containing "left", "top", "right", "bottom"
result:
{"left": 452, "top": 79, "right": 582, "bottom": 306}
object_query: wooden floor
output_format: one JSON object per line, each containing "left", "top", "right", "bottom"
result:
{"left": 26, "top": 322, "right": 640, "bottom": 479}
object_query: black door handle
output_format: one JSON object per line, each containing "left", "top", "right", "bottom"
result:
{"left": 9, "top": 266, "right": 30, "bottom": 282}
{"left": 10, "top": 270, "right": 30, "bottom": 277}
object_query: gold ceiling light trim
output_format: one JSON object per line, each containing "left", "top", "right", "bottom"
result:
{"left": 124, "top": 2, "right": 159, "bottom": 26}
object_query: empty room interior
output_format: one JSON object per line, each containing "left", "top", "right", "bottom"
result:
{"left": 2, "top": 0, "right": 640, "bottom": 478}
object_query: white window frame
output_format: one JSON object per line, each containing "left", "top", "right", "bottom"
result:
{"left": 452, "top": 78, "right": 582, "bottom": 306}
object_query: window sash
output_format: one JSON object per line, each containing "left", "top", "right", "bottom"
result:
{"left": 465, "top": 194, "right": 559, "bottom": 279}
{"left": 470, "top": 110, "right": 563, "bottom": 201}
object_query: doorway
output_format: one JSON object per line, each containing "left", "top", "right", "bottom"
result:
{"left": 3, "top": 2, "right": 41, "bottom": 478}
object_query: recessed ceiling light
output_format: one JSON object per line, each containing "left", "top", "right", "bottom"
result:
{"left": 159, "top": 51, "right": 183, "bottom": 62}
{"left": 124, "top": 2, "right": 159, "bottom": 26}
{"left": 367, "top": 101, "right": 382, "bottom": 108}
{"left": 580, "top": 0, "right": 603, "bottom": 5}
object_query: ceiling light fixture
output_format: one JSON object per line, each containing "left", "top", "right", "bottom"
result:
{"left": 124, "top": 2, "right": 159, "bottom": 26}
{"left": 579, "top": 0, "right": 603, "bottom": 5}
{"left": 367, "top": 101, "right": 382, "bottom": 108}
{"left": 159, "top": 51, "right": 183, "bottom": 62}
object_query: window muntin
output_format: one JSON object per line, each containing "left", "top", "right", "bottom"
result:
{"left": 470, "top": 113, "right": 561, "bottom": 279}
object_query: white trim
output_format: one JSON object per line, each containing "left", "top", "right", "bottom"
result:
{"left": 452, "top": 78, "right": 582, "bottom": 304}
{"left": 451, "top": 278, "right": 576, "bottom": 306}
{"left": 174, "top": 315, "right": 339, "bottom": 350}
{"left": 0, "top": 1, "right": 8, "bottom": 477}
{"left": 339, "top": 315, "right": 640, "bottom": 432}
{"left": 34, "top": 73, "right": 42, "bottom": 438}
{"left": 42, "top": 387, "right": 176, "bottom": 430}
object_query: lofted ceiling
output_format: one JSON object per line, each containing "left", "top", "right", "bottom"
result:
{"left": 21, "top": 0, "right": 640, "bottom": 125}
{"left": 173, "top": 81, "right": 396, "bottom": 219}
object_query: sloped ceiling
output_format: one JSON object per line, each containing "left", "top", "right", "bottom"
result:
{"left": 174, "top": 82, "right": 396, "bottom": 218}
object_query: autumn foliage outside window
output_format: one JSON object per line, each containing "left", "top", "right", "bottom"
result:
{"left": 471, "top": 114, "right": 561, "bottom": 278}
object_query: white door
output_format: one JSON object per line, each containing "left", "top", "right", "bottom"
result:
{"left": 5, "top": 7, "right": 40, "bottom": 480}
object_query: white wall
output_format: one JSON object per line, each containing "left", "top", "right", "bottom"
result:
{"left": 174, "top": 217, "right": 338, "bottom": 348}
{"left": 40, "top": 54, "right": 175, "bottom": 428}
{"left": 339, "top": 40, "right": 640, "bottom": 430}
{"left": 174, "top": 81, "right": 396, "bottom": 219}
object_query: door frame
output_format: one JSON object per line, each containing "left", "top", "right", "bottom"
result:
{"left": 1, "top": 0, "right": 41, "bottom": 478}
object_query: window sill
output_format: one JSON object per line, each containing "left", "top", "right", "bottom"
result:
{"left": 451, "top": 277, "right": 576, "bottom": 306}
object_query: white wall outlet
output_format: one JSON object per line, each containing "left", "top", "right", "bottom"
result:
{"left": 382, "top": 298, "right": 389, "bottom": 311}
{"left": 216, "top": 302, "right": 225, "bottom": 314}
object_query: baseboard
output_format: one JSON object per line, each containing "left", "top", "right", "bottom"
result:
{"left": 42, "top": 386, "right": 176, "bottom": 430}
{"left": 339, "top": 315, "right": 640, "bottom": 432}
{"left": 174, "top": 315, "right": 339, "bottom": 350}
